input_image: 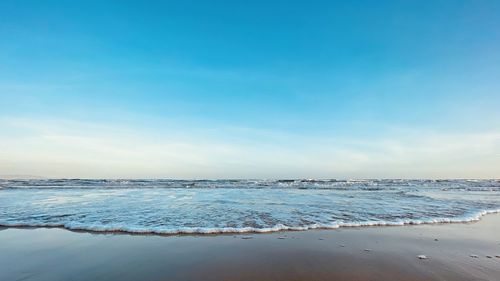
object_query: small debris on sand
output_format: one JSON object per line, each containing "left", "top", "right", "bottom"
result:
{"left": 318, "top": 238, "right": 324, "bottom": 240}
{"left": 417, "top": 255, "right": 428, "bottom": 259}
{"left": 241, "top": 236, "right": 253, "bottom": 239}
{"left": 364, "top": 249, "right": 372, "bottom": 252}
{"left": 434, "top": 239, "right": 439, "bottom": 241}
{"left": 340, "top": 244, "right": 345, "bottom": 247}
{"left": 495, "top": 255, "right": 500, "bottom": 258}
{"left": 486, "top": 255, "right": 493, "bottom": 258}
{"left": 469, "top": 254, "right": 479, "bottom": 258}
{"left": 277, "top": 236, "right": 286, "bottom": 239}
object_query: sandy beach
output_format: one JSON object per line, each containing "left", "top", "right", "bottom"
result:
{"left": 1, "top": 214, "right": 500, "bottom": 281}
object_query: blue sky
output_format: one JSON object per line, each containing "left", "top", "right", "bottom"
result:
{"left": 1, "top": 1, "right": 499, "bottom": 178}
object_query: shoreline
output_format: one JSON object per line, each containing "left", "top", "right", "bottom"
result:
{"left": 2, "top": 214, "right": 500, "bottom": 281}
{"left": 2, "top": 208, "right": 499, "bottom": 237}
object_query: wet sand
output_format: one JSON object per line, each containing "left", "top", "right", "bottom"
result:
{"left": 1, "top": 215, "right": 500, "bottom": 281}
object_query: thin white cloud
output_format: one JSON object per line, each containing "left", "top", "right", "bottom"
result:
{"left": 0, "top": 117, "right": 499, "bottom": 179}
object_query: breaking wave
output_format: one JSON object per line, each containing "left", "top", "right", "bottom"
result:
{"left": 1, "top": 179, "right": 499, "bottom": 235}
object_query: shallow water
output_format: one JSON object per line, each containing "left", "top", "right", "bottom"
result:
{"left": 1, "top": 179, "right": 499, "bottom": 234}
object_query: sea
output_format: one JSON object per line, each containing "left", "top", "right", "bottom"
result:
{"left": 1, "top": 179, "right": 499, "bottom": 235}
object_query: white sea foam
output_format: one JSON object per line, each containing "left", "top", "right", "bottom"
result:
{"left": 0, "top": 179, "right": 499, "bottom": 235}
{"left": 1, "top": 209, "right": 499, "bottom": 235}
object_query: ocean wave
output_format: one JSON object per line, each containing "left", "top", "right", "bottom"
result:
{"left": 2, "top": 209, "right": 499, "bottom": 235}
{"left": 2, "top": 179, "right": 499, "bottom": 236}
{"left": 1, "top": 179, "right": 499, "bottom": 190}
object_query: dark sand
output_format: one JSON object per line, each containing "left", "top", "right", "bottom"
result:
{"left": 1, "top": 215, "right": 500, "bottom": 281}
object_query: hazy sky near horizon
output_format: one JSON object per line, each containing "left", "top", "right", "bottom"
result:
{"left": 1, "top": 0, "right": 499, "bottom": 179}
